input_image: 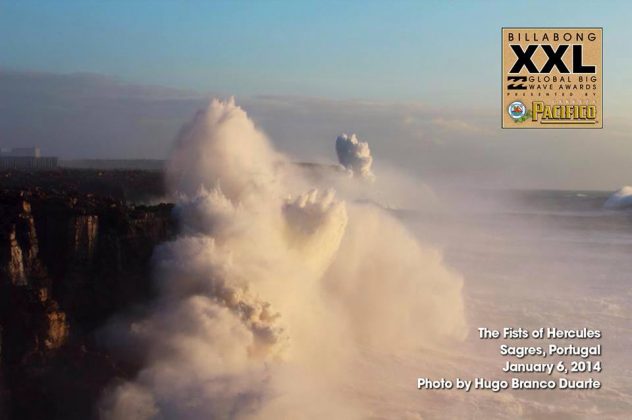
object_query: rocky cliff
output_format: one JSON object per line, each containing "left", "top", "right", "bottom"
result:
{"left": 0, "top": 170, "right": 175, "bottom": 419}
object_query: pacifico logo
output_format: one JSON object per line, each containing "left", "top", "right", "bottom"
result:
{"left": 502, "top": 28, "right": 602, "bottom": 128}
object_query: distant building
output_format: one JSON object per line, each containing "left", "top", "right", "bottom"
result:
{"left": 0, "top": 147, "right": 57, "bottom": 170}
{"left": 0, "top": 147, "right": 41, "bottom": 158}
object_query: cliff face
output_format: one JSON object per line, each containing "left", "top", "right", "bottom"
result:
{"left": 0, "top": 175, "right": 175, "bottom": 419}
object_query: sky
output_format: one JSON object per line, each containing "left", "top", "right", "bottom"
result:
{"left": 1, "top": 1, "right": 632, "bottom": 190}
{"left": 1, "top": 0, "right": 630, "bottom": 108}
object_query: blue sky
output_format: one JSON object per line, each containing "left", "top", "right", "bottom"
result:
{"left": 2, "top": 1, "right": 632, "bottom": 188}
{"left": 2, "top": 0, "right": 630, "bottom": 107}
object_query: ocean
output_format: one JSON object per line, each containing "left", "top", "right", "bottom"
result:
{"left": 369, "top": 189, "right": 632, "bottom": 419}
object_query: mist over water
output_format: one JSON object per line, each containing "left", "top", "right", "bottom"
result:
{"left": 398, "top": 189, "right": 632, "bottom": 419}
{"left": 98, "top": 98, "right": 632, "bottom": 419}
{"left": 99, "top": 98, "right": 466, "bottom": 419}
{"left": 335, "top": 133, "right": 375, "bottom": 181}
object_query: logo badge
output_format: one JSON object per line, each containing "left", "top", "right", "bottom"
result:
{"left": 502, "top": 28, "right": 602, "bottom": 128}
{"left": 508, "top": 101, "right": 527, "bottom": 120}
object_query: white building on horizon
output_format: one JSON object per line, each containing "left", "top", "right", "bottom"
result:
{"left": 0, "top": 146, "right": 57, "bottom": 170}
{"left": 0, "top": 146, "right": 41, "bottom": 158}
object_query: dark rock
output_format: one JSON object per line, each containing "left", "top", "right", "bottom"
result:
{"left": 0, "top": 170, "right": 175, "bottom": 419}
